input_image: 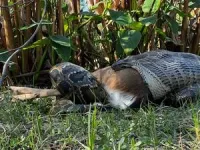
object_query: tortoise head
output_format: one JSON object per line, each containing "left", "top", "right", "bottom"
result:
{"left": 49, "top": 62, "right": 100, "bottom": 97}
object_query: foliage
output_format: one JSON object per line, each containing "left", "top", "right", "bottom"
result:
{"left": 0, "top": 0, "right": 199, "bottom": 85}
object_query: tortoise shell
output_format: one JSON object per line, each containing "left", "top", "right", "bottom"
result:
{"left": 49, "top": 62, "right": 108, "bottom": 104}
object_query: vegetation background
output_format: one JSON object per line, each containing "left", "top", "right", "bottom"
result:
{"left": 0, "top": 0, "right": 200, "bottom": 149}
{"left": 0, "top": 0, "right": 199, "bottom": 86}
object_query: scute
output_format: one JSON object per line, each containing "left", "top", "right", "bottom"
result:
{"left": 49, "top": 62, "right": 108, "bottom": 104}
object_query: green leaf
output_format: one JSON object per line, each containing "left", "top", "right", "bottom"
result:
{"left": 128, "top": 22, "right": 144, "bottom": 31}
{"left": 23, "top": 38, "right": 50, "bottom": 50}
{"left": 50, "top": 35, "right": 71, "bottom": 61}
{"left": 0, "top": 50, "right": 11, "bottom": 63}
{"left": 64, "top": 19, "right": 69, "bottom": 32}
{"left": 155, "top": 28, "right": 166, "bottom": 39}
{"left": 67, "top": 14, "right": 79, "bottom": 22}
{"left": 20, "top": 23, "right": 37, "bottom": 30}
{"left": 49, "top": 35, "right": 70, "bottom": 47}
{"left": 20, "top": 20, "right": 52, "bottom": 31}
{"left": 168, "top": 6, "right": 186, "bottom": 17}
{"left": 142, "top": 0, "right": 161, "bottom": 14}
{"left": 109, "top": 9, "right": 133, "bottom": 25}
{"left": 62, "top": 3, "right": 68, "bottom": 13}
{"left": 165, "top": 15, "right": 179, "bottom": 34}
{"left": 116, "top": 38, "right": 125, "bottom": 58}
{"left": 189, "top": 0, "right": 200, "bottom": 8}
{"left": 119, "top": 30, "right": 142, "bottom": 54}
{"left": 52, "top": 42, "right": 71, "bottom": 61}
{"left": 140, "top": 15, "right": 157, "bottom": 26}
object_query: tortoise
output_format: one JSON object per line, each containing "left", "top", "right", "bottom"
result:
{"left": 49, "top": 62, "right": 108, "bottom": 105}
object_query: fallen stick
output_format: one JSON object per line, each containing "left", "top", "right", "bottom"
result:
{"left": 12, "top": 94, "right": 39, "bottom": 101}
{"left": 9, "top": 86, "right": 61, "bottom": 101}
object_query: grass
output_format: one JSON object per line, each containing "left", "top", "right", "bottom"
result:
{"left": 0, "top": 91, "right": 200, "bottom": 149}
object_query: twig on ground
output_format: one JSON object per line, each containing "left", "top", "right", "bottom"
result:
{"left": 9, "top": 86, "right": 61, "bottom": 101}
